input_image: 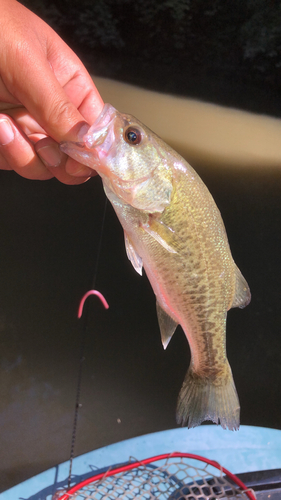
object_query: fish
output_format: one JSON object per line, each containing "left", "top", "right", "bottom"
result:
{"left": 60, "top": 103, "right": 251, "bottom": 430}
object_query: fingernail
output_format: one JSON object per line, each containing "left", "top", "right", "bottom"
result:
{"left": 76, "top": 123, "right": 90, "bottom": 142}
{"left": 0, "top": 119, "right": 15, "bottom": 145}
{"left": 36, "top": 143, "right": 63, "bottom": 167}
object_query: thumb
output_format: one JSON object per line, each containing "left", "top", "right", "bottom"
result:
{"left": 17, "top": 65, "right": 92, "bottom": 142}
{"left": 4, "top": 44, "right": 102, "bottom": 142}
{"left": 0, "top": 0, "right": 104, "bottom": 141}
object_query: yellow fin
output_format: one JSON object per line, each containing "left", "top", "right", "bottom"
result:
{"left": 231, "top": 264, "right": 251, "bottom": 309}
{"left": 176, "top": 361, "right": 240, "bottom": 430}
{"left": 124, "top": 232, "right": 143, "bottom": 275}
{"left": 156, "top": 301, "right": 178, "bottom": 349}
{"left": 141, "top": 216, "right": 178, "bottom": 254}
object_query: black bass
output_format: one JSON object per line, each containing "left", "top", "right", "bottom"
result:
{"left": 61, "top": 104, "right": 251, "bottom": 430}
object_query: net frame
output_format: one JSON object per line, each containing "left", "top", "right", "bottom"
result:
{"left": 55, "top": 452, "right": 256, "bottom": 500}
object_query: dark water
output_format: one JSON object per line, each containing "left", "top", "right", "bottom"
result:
{"left": 85, "top": 51, "right": 281, "bottom": 119}
{"left": 0, "top": 155, "right": 281, "bottom": 491}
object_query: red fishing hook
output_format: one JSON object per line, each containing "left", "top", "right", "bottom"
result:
{"left": 78, "top": 290, "right": 109, "bottom": 318}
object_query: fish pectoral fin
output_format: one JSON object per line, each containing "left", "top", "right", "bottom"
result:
{"left": 141, "top": 215, "right": 178, "bottom": 254}
{"left": 124, "top": 232, "right": 143, "bottom": 275}
{"left": 156, "top": 301, "right": 178, "bottom": 349}
{"left": 230, "top": 264, "right": 251, "bottom": 309}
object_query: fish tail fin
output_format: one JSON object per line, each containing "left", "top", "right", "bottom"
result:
{"left": 176, "top": 362, "right": 240, "bottom": 431}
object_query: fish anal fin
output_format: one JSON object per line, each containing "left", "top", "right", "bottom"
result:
{"left": 230, "top": 264, "right": 251, "bottom": 309}
{"left": 156, "top": 301, "right": 178, "bottom": 349}
{"left": 176, "top": 361, "right": 240, "bottom": 431}
{"left": 124, "top": 232, "right": 143, "bottom": 275}
{"left": 141, "top": 215, "right": 178, "bottom": 254}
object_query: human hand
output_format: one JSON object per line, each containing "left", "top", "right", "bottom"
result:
{"left": 0, "top": 0, "right": 104, "bottom": 184}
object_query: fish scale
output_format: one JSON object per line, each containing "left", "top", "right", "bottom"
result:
{"left": 61, "top": 103, "right": 251, "bottom": 431}
{"left": 157, "top": 168, "right": 229, "bottom": 359}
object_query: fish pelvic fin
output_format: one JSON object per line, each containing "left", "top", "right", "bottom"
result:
{"left": 124, "top": 232, "right": 143, "bottom": 275}
{"left": 176, "top": 361, "right": 240, "bottom": 431}
{"left": 156, "top": 301, "right": 178, "bottom": 349}
{"left": 230, "top": 264, "right": 251, "bottom": 309}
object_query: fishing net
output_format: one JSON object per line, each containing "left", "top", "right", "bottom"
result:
{"left": 54, "top": 452, "right": 256, "bottom": 500}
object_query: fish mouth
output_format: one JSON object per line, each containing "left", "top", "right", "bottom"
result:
{"left": 83, "top": 103, "right": 117, "bottom": 149}
{"left": 59, "top": 104, "right": 117, "bottom": 167}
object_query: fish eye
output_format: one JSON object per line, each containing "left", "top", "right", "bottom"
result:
{"left": 124, "top": 126, "right": 142, "bottom": 145}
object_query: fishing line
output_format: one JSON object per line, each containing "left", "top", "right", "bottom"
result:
{"left": 67, "top": 195, "right": 108, "bottom": 489}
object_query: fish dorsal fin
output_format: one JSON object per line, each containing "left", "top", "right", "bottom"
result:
{"left": 124, "top": 232, "right": 143, "bottom": 275}
{"left": 230, "top": 264, "right": 251, "bottom": 309}
{"left": 156, "top": 301, "right": 178, "bottom": 349}
{"left": 141, "top": 215, "right": 178, "bottom": 254}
